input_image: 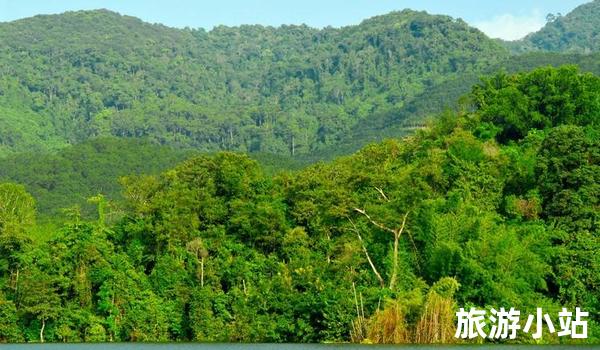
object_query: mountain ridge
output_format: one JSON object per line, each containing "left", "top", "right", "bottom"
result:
{"left": 1, "top": 3, "right": 599, "bottom": 162}
{"left": 0, "top": 7, "right": 508, "bottom": 157}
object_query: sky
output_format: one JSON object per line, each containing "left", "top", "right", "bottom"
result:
{"left": 0, "top": 0, "right": 590, "bottom": 40}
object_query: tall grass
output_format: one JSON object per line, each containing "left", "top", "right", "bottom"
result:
{"left": 354, "top": 277, "right": 459, "bottom": 344}
{"left": 415, "top": 291, "right": 456, "bottom": 343}
{"left": 367, "top": 301, "right": 410, "bottom": 343}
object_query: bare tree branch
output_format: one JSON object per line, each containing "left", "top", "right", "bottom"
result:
{"left": 389, "top": 211, "right": 409, "bottom": 290}
{"left": 397, "top": 211, "right": 409, "bottom": 238}
{"left": 353, "top": 208, "right": 395, "bottom": 234}
{"left": 374, "top": 187, "right": 389, "bottom": 202}
{"left": 354, "top": 186, "right": 411, "bottom": 291}
{"left": 348, "top": 218, "right": 385, "bottom": 287}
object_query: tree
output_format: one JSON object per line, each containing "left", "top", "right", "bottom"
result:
{"left": 19, "top": 267, "right": 61, "bottom": 343}
{"left": 0, "top": 183, "right": 36, "bottom": 236}
{"left": 353, "top": 207, "right": 409, "bottom": 291}
{"left": 472, "top": 66, "right": 600, "bottom": 143}
{"left": 186, "top": 238, "right": 208, "bottom": 287}
{"left": 0, "top": 293, "right": 22, "bottom": 342}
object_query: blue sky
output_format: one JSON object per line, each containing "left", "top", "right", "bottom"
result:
{"left": 0, "top": 0, "right": 590, "bottom": 40}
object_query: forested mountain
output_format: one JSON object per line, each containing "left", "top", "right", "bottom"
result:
{"left": 0, "top": 9, "right": 507, "bottom": 157}
{"left": 0, "top": 67, "right": 598, "bottom": 343}
{"left": 1, "top": 3, "right": 600, "bottom": 217}
{"left": 2, "top": 3, "right": 598, "bottom": 161}
{"left": 506, "top": 0, "right": 600, "bottom": 53}
{"left": 0, "top": 1, "right": 599, "bottom": 343}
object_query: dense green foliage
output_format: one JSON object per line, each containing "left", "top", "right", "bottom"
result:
{"left": 0, "top": 7, "right": 511, "bottom": 215}
{"left": 507, "top": 0, "right": 600, "bottom": 53}
{"left": 0, "top": 67, "right": 598, "bottom": 343}
{"left": 0, "top": 9, "right": 507, "bottom": 157}
{"left": 0, "top": 138, "right": 310, "bottom": 218}
{"left": 1, "top": 2, "right": 597, "bottom": 160}
{"left": 335, "top": 51, "right": 600, "bottom": 156}
{"left": 1, "top": 4, "right": 598, "bottom": 194}
{"left": 0, "top": 138, "right": 194, "bottom": 217}
{"left": 1, "top": 3, "right": 599, "bottom": 344}
{"left": 2, "top": 47, "right": 599, "bottom": 218}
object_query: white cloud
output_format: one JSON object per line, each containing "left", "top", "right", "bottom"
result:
{"left": 473, "top": 10, "right": 546, "bottom": 41}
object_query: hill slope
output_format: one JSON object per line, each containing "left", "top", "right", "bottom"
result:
{"left": 314, "top": 51, "right": 600, "bottom": 159}
{"left": 0, "top": 9, "right": 508, "bottom": 157}
{"left": 0, "top": 66, "right": 597, "bottom": 343}
{"left": 507, "top": 0, "right": 600, "bottom": 53}
{"left": 0, "top": 138, "right": 194, "bottom": 216}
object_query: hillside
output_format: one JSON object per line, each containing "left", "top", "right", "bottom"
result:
{"left": 0, "top": 9, "right": 508, "bottom": 157}
{"left": 0, "top": 67, "right": 598, "bottom": 343}
{"left": 507, "top": 0, "right": 600, "bottom": 53}
{"left": 0, "top": 2, "right": 599, "bottom": 343}
{"left": 3, "top": 5, "right": 600, "bottom": 216}
{"left": 315, "top": 51, "right": 600, "bottom": 158}
{"left": 0, "top": 138, "right": 194, "bottom": 217}
{"left": 0, "top": 138, "right": 307, "bottom": 217}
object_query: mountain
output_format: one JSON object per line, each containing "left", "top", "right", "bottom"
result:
{"left": 2, "top": 4, "right": 600, "bottom": 161}
{"left": 0, "top": 9, "right": 508, "bottom": 158}
{"left": 507, "top": 0, "right": 600, "bottom": 53}
{"left": 0, "top": 66, "right": 598, "bottom": 343}
{"left": 0, "top": 3, "right": 599, "bottom": 343}
{"left": 2, "top": 5, "right": 600, "bottom": 217}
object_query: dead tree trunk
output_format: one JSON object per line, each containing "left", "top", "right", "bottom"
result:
{"left": 349, "top": 218, "right": 385, "bottom": 287}
{"left": 200, "top": 257, "right": 204, "bottom": 287}
{"left": 40, "top": 318, "right": 46, "bottom": 343}
{"left": 354, "top": 204, "right": 409, "bottom": 290}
